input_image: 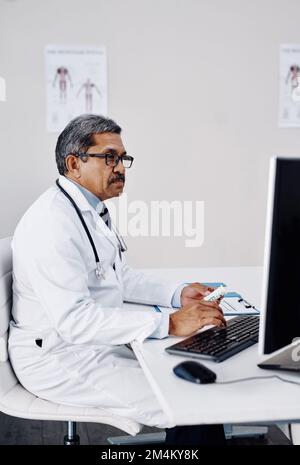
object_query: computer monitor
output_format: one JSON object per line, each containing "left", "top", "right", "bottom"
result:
{"left": 258, "top": 157, "right": 300, "bottom": 371}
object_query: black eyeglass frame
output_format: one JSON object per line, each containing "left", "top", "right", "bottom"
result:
{"left": 76, "top": 152, "right": 134, "bottom": 168}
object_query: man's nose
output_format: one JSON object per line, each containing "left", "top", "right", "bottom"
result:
{"left": 113, "top": 159, "right": 126, "bottom": 174}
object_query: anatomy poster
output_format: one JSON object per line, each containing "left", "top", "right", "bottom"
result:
{"left": 279, "top": 44, "right": 300, "bottom": 127}
{"left": 45, "top": 45, "right": 107, "bottom": 132}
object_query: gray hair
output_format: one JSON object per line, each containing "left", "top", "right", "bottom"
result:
{"left": 55, "top": 114, "right": 122, "bottom": 175}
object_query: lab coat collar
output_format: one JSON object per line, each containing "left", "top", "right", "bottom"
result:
{"left": 57, "top": 175, "right": 119, "bottom": 248}
{"left": 67, "top": 177, "right": 104, "bottom": 214}
{"left": 57, "top": 175, "right": 98, "bottom": 213}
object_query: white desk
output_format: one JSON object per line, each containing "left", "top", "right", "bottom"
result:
{"left": 132, "top": 267, "right": 300, "bottom": 428}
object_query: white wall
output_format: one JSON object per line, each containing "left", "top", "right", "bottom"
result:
{"left": 1, "top": 0, "right": 300, "bottom": 268}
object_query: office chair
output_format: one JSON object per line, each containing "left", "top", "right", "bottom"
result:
{"left": 0, "top": 236, "right": 142, "bottom": 445}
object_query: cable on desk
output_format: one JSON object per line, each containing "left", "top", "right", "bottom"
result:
{"left": 216, "top": 374, "right": 300, "bottom": 386}
{"left": 288, "top": 423, "right": 294, "bottom": 445}
{"left": 217, "top": 375, "right": 298, "bottom": 445}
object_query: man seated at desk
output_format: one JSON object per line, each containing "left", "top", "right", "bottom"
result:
{"left": 9, "top": 114, "right": 226, "bottom": 445}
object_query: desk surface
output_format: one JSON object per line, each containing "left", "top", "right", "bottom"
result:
{"left": 132, "top": 267, "right": 300, "bottom": 426}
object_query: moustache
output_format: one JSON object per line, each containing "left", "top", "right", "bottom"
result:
{"left": 108, "top": 174, "right": 125, "bottom": 184}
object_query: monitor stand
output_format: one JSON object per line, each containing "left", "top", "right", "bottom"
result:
{"left": 258, "top": 342, "right": 300, "bottom": 372}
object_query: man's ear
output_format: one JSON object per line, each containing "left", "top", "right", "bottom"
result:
{"left": 65, "top": 154, "right": 81, "bottom": 178}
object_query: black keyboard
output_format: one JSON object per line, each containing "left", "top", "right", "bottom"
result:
{"left": 165, "top": 315, "right": 260, "bottom": 363}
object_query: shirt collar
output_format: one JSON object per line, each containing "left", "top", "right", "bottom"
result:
{"left": 65, "top": 177, "right": 104, "bottom": 214}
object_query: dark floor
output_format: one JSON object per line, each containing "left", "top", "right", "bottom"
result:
{"left": 0, "top": 412, "right": 291, "bottom": 445}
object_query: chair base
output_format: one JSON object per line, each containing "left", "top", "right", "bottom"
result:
{"left": 64, "top": 421, "right": 80, "bottom": 445}
{"left": 64, "top": 434, "right": 80, "bottom": 446}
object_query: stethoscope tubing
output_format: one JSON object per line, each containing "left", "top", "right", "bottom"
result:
{"left": 56, "top": 179, "right": 100, "bottom": 265}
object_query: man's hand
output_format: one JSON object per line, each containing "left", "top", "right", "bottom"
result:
{"left": 169, "top": 301, "right": 226, "bottom": 337}
{"left": 180, "top": 282, "right": 215, "bottom": 307}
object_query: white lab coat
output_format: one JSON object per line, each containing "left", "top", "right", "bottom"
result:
{"left": 9, "top": 175, "right": 181, "bottom": 428}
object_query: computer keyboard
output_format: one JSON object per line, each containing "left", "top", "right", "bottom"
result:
{"left": 165, "top": 315, "right": 260, "bottom": 363}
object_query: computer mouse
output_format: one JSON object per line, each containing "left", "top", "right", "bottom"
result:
{"left": 173, "top": 360, "right": 217, "bottom": 384}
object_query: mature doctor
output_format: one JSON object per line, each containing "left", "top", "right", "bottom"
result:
{"left": 9, "top": 114, "right": 226, "bottom": 445}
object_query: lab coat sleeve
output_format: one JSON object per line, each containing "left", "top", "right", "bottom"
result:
{"left": 147, "top": 311, "right": 170, "bottom": 339}
{"left": 19, "top": 212, "right": 165, "bottom": 346}
{"left": 121, "top": 259, "right": 184, "bottom": 307}
{"left": 171, "top": 283, "right": 187, "bottom": 308}
{"left": 148, "top": 284, "right": 188, "bottom": 339}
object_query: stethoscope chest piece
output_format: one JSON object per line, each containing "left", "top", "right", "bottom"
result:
{"left": 95, "top": 262, "right": 106, "bottom": 280}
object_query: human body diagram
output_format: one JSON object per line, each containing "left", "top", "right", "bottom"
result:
{"left": 53, "top": 67, "right": 73, "bottom": 103}
{"left": 286, "top": 65, "right": 300, "bottom": 102}
{"left": 77, "top": 78, "right": 102, "bottom": 111}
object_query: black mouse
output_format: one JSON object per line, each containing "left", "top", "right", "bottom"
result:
{"left": 173, "top": 360, "right": 217, "bottom": 384}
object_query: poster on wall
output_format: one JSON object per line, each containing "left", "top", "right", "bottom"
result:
{"left": 279, "top": 44, "right": 300, "bottom": 128}
{"left": 45, "top": 45, "right": 107, "bottom": 132}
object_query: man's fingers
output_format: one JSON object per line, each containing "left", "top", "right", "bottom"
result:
{"left": 201, "top": 317, "right": 226, "bottom": 328}
{"left": 207, "top": 287, "right": 215, "bottom": 293}
{"left": 198, "top": 307, "right": 226, "bottom": 325}
{"left": 198, "top": 300, "right": 224, "bottom": 311}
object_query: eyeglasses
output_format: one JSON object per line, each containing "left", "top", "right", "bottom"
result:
{"left": 77, "top": 152, "right": 134, "bottom": 168}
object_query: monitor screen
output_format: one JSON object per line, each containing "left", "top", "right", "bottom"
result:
{"left": 263, "top": 158, "right": 300, "bottom": 354}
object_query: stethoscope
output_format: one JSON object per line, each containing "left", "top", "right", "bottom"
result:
{"left": 56, "top": 179, "right": 127, "bottom": 280}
